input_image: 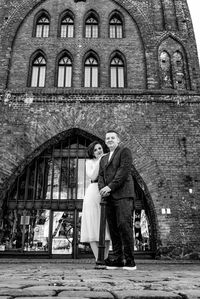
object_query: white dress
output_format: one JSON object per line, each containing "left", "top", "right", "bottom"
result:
{"left": 80, "top": 158, "right": 110, "bottom": 243}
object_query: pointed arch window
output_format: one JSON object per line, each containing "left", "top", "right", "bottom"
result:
{"left": 57, "top": 55, "right": 72, "bottom": 87}
{"left": 36, "top": 15, "right": 50, "bottom": 37}
{"left": 110, "top": 55, "right": 125, "bottom": 88}
{"left": 84, "top": 55, "right": 98, "bottom": 87}
{"left": 109, "top": 14, "right": 123, "bottom": 38}
{"left": 159, "top": 51, "right": 173, "bottom": 88}
{"left": 85, "top": 15, "right": 98, "bottom": 38}
{"left": 158, "top": 37, "right": 190, "bottom": 90}
{"left": 7, "top": 133, "right": 92, "bottom": 208}
{"left": 172, "top": 51, "right": 186, "bottom": 90}
{"left": 60, "top": 15, "right": 74, "bottom": 37}
{"left": 31, "top": 55, "right": 46, "bottom": 87}
{"left": 3, "top": 130, "right": 155, "bottom": 257}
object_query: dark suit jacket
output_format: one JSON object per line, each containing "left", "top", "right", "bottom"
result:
{"left": 98, "top": 146, "right": 136, "bottom": 200}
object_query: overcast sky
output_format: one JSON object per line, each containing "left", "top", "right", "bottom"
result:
{"left": 187, "top": 0, "right": 200, "bottom": 61}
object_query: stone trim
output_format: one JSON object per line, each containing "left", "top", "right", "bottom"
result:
{"left": 1, "top": 88, "right": 199, "bottom": 96}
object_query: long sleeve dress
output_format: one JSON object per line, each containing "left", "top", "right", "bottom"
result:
{"left": 80, "top": 158, "right": 110, "bottom": 243}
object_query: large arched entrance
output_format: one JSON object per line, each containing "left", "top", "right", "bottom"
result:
{"left": 0, "top": 128, "right": 157, "bottom": 258}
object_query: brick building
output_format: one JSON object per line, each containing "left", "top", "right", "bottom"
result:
{"left": 0, "top": 0, "right": 200, "bottom": 259}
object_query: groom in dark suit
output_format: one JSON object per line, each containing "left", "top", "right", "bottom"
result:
{"left": 98, "top": 130, "right": 137, "bottom": 270}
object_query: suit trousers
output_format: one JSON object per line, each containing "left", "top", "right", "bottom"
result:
{"left": 105, "top": 196, "right": 135, "bottom": 262}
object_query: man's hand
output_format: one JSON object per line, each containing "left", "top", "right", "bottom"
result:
{"left": 100, "top": 186, "right": 111, "bottom": 197}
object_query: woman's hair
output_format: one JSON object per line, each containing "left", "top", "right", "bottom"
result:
{"left": 87, "top": 141, "right": 104, "bottom": 159}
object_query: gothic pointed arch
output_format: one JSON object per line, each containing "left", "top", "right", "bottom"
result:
{"left": 109, "top": 50, "right": 127, "bottom": 88}
{"left": 58, "top": 9, "right": 75, "bottom": 38}
{"left": 55, "top": 50, "right": 73, "bottom": 87}
{"left": 0, "top": 0, "right": 154, "bottom": 90}
{"left": 83, "top": 9, "right": 100, "bottom": 38}
{"left": 108, "top": 9, "right": 125, "bottom": 38}
{"left": 157, "top": 35, "right": 191, "bottom": 90}
{"left": 27, "top": 49, "right": 47, "bottom": 87}
{"left": 0, "top": 0, "right": 154, "bottom": 46}
{"left": 3, "top": 128, "right": 105, "bottom": 199}
{"left": 0, "top": 128, "right": 159, "bottom": 257}
{"left": 83, "top": 50, "right": 100, "bottom": 87}
{"left": 32, "top": 9, "right": 51, "bottom": 37}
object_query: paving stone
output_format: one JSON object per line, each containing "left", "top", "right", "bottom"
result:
{"left": 0, "top": 280, "right": 50, "bottom": 286}
{"left": 55, "top": 282, "right": 87, "bottom": 287}
{"left": 112, "top": 290, "right": 183, "bottom": 299}
{"left": 0, "top": 288, "right": 56, "bottom": 297}
{"left": 166, "top": 283, "right": 200, "bottom": 291}
{"left": 82, "top": 278, "right": 113, "bottom": 283}
{"left": 57, "top": 290, "right": 114, "bottom": 298}
{"left": 0, "top": 285, "right": 25, "bottom": 289}
{"left": 178, "top": 290, "right": 200, "bottom": 298}
{"left": 0, "top": 260, "right": 200, "bottom": 298}
{"left": 25, "top": 285, "right": 90, "bottom": 291}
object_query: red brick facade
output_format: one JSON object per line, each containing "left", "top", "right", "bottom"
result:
{"left": 0, "top": 0, "right": 200, "bottom": 259}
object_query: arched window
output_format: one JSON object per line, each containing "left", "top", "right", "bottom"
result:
{"left": 3, "top": 129, "right": 155, "bottom": 257}
{"left": 110, "top": 55, "right": 125, "bottom": 88}
{"left": 159, "top": 51, "right": 173, "bottom": 88}
{"left": 35, "top": 14, "right": 50, "bottom": 37}
{"left": 31, "top": 55, "right": 46, "bottom": 87}
{"left": 84, "top": 55, "right": 99, "bottom": 87}
{"left": 57, "top": 55, "right": 72, "bottom": 87}
{"left": 172, "top": 51, "right": 186, "bottom": 90}
{"left": 158, "top": 37, "right": 190, "bottom": 90}
{"left": 85, "top": 14, "right": 98, "bottom": 38}
{"left": 60, "top": 14, "right": 74, "bottom": 37}
{"left": 109, "top": 14, "right": 123, "bottom": 38}
{"left": 3, "top": 132, "right": 93, "bottom": 257}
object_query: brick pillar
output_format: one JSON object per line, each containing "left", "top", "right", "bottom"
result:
{"left": 161, "top": 0, "right": 178, "bottom": 31}
{"left": 150, "top": 0, "right": 165, "bottom": 31}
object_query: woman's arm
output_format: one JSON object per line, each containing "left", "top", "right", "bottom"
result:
{"left": 86, "top": 159, "right": 100, "bottom": 180}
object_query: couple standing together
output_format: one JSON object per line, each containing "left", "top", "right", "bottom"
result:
{"left": 80, "top": 130, "right": 137, "bottom": 270}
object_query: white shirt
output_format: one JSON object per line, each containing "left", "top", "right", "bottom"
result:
{"left": 108, "top": 151, "right": 114, "bottom": 161}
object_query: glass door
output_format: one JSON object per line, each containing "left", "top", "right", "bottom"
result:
{"left": 51, "top": 210, "right": 93, "bottom": 258}
{"left": 51, "top": 211, "right": 74, "bottom": 255}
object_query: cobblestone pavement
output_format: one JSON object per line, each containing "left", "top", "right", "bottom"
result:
{"left": 0, "top": 259, "right": 200, "bottom": 299}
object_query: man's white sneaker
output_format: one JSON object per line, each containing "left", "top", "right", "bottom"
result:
{"left": 106, "top": 266, "right": 123, "bottom": 270}
{"left": 123, "top": 265, "right": 137, "bottom": 270}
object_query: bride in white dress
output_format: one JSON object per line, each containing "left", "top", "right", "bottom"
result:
{"left": 80, "top": 141, "right": 111, "bottom": 261}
